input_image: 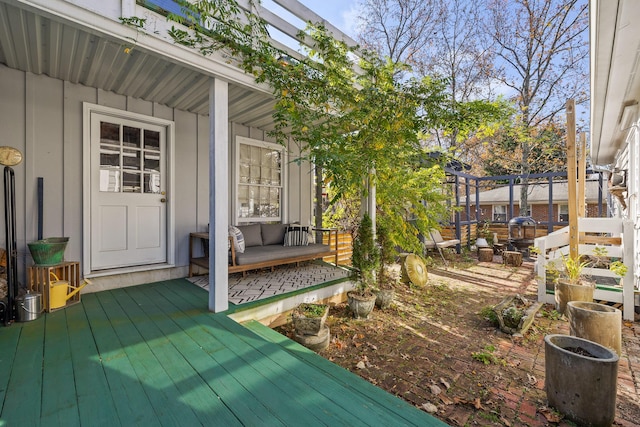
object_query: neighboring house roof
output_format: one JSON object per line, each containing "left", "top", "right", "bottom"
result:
{"left": 462, "top": 180, "right": 605, "bottom": 204}
{"left": 590, "top": 0, "right": 640, "bottom": 165}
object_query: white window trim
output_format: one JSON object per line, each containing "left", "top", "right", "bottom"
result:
{"left": 559, "top": 204, "right": 569, "bottom": 222}
{"left": 493, "top": 205, "right": 507, "bottom": 222}
{"left": 234, "top": 136, "right": 287, "bottom": 224}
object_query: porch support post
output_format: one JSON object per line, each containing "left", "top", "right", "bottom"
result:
{"left": 208, "top": 77, "right": 229, "bottom": 313}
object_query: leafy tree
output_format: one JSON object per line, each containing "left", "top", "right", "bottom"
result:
{"left": 351, "top": 213, "right": 380, "bottom": 293}
{"left": 149, "top": 0, "right": 504, "bottom": 252}
{"left": 485, "top": 0, "right": 589, "bottom": 213}
{"left": 355, "top": 0, "right": 505, "bottom": 158}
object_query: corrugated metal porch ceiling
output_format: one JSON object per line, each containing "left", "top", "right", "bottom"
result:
{"left": 0, "top": 1, "right": 277, "bottom": 129}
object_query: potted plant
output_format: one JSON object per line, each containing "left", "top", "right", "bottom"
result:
{"left": 476, "top": 220, "right": 492, "bottom": 248}
{"left": 291, "top": 303, "right": 329, "bottom": 336}
{"left": 347, "top": 213, "right": 380, "bottom": 319}
{"left": 374, "top": 221, "right": 396, "bottom": 310}
{"left": 566, "top": 258, "right": 627, "bottom": 356}
{"left": 555, "top": 253, "right": 595, "bottom": 316}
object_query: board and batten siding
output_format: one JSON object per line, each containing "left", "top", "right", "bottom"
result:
{"left": 0, "top": 63, "right": 314, "bottom": 290}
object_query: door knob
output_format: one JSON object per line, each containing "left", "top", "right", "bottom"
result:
{"left": 161, "top": 198, "right": 166, "bottom": 203}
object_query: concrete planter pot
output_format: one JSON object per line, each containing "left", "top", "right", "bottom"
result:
{"left": 347, "top": 292, "right": 376, "bottom": 319}
{"left": 555, "top": 279, "right": 594, "bottom": 315}
{"left": 568, "top": 301, "right": 622, "bottom": 356}
{"left": 545, "top": 334, "right": 619, "bottom": 427}
{"left": 375, "top": 289, "right": 394, "bottom": 310}
{"left": 292, "top": 304, "right": 329, "bottom": 336}
{"left": 492, "top": 295, "right": 543, "bottom": 336}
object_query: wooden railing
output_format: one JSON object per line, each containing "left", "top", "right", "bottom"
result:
{"left": 323, "top": 232, "right": 353, "bottom": 266}
{"left": 533, "top": 217, "right": 635, "bottom": 320}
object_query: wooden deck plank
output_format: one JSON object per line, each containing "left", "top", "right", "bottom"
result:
{"left": 93, "top": 291, "right": 203, "bottom": 426}
{"left": 0, "top": 321, "right": 21, "bottom": 413}
{"left": 64, "top": 299, "right": 121, "bottom": 426}
{"left": 1, "top": 280, "right": 450, "bottom": 426}
{"left": 41, "top": 310, "right": 81, "bottom": 426}
{"left": 129, "top": 283, "right": 289, "bottom": 426}
{"left": 163, "top": 280, "right": 444, "bottom": 426}
{"left": 244, "top": 320, "right": 449, "bottom": 426}
{"left": 1, "top": 319, "right": 44, "bottom": 425}
{"left": 81, "top": 294, "right": 160, "bottom": 426}
{"left": 110, "top": 286, "right": 243, "bottom": 426}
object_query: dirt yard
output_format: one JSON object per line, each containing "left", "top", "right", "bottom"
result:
{"left": 276, "top": 256, "right": 640, "bottom": 426}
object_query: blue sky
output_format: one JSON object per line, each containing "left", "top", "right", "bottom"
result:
{"left": 262, "top": 0, "right": 360, "bottom": 40}
{"left": 298, "top": 0, "right": 360, "bottom": 37}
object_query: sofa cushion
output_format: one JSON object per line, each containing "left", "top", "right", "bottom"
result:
{"left": 228, "top": 225, "right": 245, "bottom": 253}
{"left": 234, "top": 243, "right": 330, "bottom": 265}
{"left": 284, "top": 226, "right": 310, "bottom": 246}
{"left": 237, "top": 224, "right": 262, "bottom": 247}
{"left": 261, "top": 223, "right": 287, "bottom": 245}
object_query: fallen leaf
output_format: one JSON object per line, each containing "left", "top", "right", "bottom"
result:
{"left": 429, "top": 384, "right": 442, "bottom": 395}
{"left": 440, "top": 378, "right": 450, "bottom": 389}
{"left": 473, "top": 398, "right": 483, "bottom": 410}
{"left": 421, "top": 402, "right": 438, "bottom": 413}
{"left": 368, "top": 343, "right": 378, "bottom": 351}
{"left": 439, "top": 395, "right": 454, "bottom": 405}
{"left": 539, "top": 406, "right": 563, "bottom": 422}
{"left": 354, "top": 342, "right": 362, "bottom": 348}
{"left": 499, "top": 416, "right": 512, "bottom": 426}
{"left": 527, "top": 373, "right": 537, "bottom": 385}
{"left": 356, "top": 361, "right": 366, "bottom": 369}
{"left": 401, "top": 353, "right": 410, "bottom": 360}
{"left": 407, "top": 371, "right": 414, "bottom": 376}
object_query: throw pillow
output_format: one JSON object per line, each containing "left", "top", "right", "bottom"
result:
{"left": 284, "top": 226, "right": 309, "bottom": 246}
{"left": 228, "top": 225, "right": 245, "bottom": 253}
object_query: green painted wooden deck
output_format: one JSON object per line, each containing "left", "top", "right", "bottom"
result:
{"left": 0, "top": 279, "right": 447, "bottom": 426}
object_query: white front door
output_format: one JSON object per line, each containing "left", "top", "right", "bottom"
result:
{"left": 89, "top": 113, "right": 167, "bottom": 270}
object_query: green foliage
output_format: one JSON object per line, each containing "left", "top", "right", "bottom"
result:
{"left": 540, "top": 308, "right": 562, "bottom": 321}
{"left": 560, "top": 253, "right": 591, "bottom": 284}
{"left": 610, "top": 261, "right": 628, "bottom": 278}
{"left": 471, "top": 345, "right": 505, "bottom": 366}
{"left": 502, "top": 306, "right": 523, "bottom": 329}
{"left": 137, "top": 0, "right": 508, "bottom": 253}
{"left": 296, "top": 303, "right": 327, "bottom": 318}
{"left": 479, "top": 306, "right": 498, "bottom": 326}
{"left": 376, "top": 219, "right": 397, "bottom": 289}
{"left": 351, "top": 214, "right": 380, "bottom": 294}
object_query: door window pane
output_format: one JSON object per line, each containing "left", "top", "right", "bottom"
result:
{"left": 122, "top": 172, "right": 141, "bottom": 193}
{"left": 123, "top": 126, "right": 141, "bottom": 148}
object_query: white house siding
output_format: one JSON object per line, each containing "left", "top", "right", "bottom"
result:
{"left": 0, "top": 64, "right": 313, "bottom": 291}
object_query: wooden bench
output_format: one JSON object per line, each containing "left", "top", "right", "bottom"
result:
{"left": 189, "top": 227, "right": 340, "bottom": 277}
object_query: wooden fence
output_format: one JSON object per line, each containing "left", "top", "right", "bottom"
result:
{"left": 323, "top": 232, "right": 353, "bottom": 266}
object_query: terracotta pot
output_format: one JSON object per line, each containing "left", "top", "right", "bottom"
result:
{"left": 375, "top": 289, "right": 394, "bottom": 310}
{"left": 545, "top": 334, "right": 618, "bottom": 427}
{"left": 347, "top": 292, "right": 376, "bottom": 319}
{"left": 555, "top": 279, "right": 594, "bottom": 315}
{"left": 568, "top": 301, "right": 622, "bottom": 356}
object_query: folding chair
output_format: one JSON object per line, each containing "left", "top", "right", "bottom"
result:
{"left": 424, "top": 230, "right": 461, "bottom": 266}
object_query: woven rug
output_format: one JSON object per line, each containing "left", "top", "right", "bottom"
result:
{"left": 187, "top": 262, "right": 351, "bottom": 305}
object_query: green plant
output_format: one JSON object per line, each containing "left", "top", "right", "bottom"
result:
{"left": 560, "top": 253, "right": 591, "bottom": 285}
{"left": 609, "top": 260, "right": 627, "bottom": 278}
{"left": 540, "top": 308, "right": 562, "bottom": 320}
{"left": 375, "top": 219, "right": 397, "bottom": 290}
{"left": 296, "top": 303, "right": 327, "bottom": 318}
{"left": 351, "top": 213, "right": 380, "bottom": 295}
{"left": 479, "top": 306, "right": 499, "bottom": 326}
{"left": 471, "top": 344, "right": 505, "bottom": 365}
